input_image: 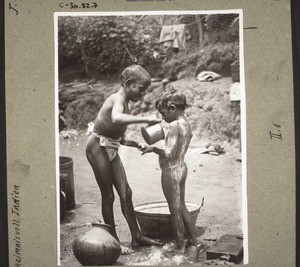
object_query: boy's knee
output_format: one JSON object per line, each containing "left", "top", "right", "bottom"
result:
{"left": 126, "top": 187, "right": 132, "bottom": 199}
{"left": 104, "top": 193, "right": 115, "bottom": 203}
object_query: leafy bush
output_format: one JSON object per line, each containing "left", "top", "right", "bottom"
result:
{"left": 58, "top": 16, "right": 161, "bottom": 78}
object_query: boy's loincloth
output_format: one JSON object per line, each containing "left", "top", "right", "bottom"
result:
{"left": 87, "top": 122, "right": 121, "bottom": 162}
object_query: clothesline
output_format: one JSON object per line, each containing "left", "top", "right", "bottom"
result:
{"left": 120, "top": 15, "right": 239, "bottom": 33}
{"left": 123, "top": 16, "right": 205, "bottom": 29}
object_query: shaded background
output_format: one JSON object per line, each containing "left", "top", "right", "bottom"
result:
{"left": 58, "top": 14, "right": 241, "bottom": 147}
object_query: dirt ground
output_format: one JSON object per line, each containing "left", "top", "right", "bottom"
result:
{"left": 59, "top": 131, "right": 244, "bottom": 266}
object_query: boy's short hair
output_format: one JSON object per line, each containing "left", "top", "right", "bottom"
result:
{"left": 120, "top": 65, "right": 151, "bottom": 86}
{"left": 155, "top": 86, "right": 187, "bottom": 111}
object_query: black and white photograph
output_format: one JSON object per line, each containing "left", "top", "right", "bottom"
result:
{"left": 55, "top": 10, "right": 247, "bottom": 266}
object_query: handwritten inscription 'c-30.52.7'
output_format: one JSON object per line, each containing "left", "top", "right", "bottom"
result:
{"left": 59, "top": 2, "right": 99, "bottom": 9}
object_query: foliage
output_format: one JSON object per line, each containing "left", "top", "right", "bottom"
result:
{"left": 59, "top": 14, "right": 241, "bottom": 144}
{"left": 58, "top": 16, "right": 83, "bottom": 69}
{"left": 58, "top": 16, "right": 161, "bottom": 77}
{"left": 58, "top": 14, "right": 239, "bottom": 79}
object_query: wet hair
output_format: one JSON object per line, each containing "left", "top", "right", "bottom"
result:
{"left": 120, "top": 65, "right": 151, "bottom": 87}
{"left": 155, "top": 86, "right": 187, "bottom": 111}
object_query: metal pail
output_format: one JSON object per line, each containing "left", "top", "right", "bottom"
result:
{"left": 60, "top": 156, "right": 75, "bottom": 210}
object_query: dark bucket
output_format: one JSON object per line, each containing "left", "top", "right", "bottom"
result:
{"left": 60, "top": 156, "right": 75, "bottom": 210}
{"left": 134, "top": 201, "right": 201, "bottom": 238}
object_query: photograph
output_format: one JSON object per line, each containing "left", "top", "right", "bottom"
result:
{"left": 4, "top": 0, "right": 296, "bottom": 266}
{"left": 55, "top": 10, "right": 247, "bottom": 266}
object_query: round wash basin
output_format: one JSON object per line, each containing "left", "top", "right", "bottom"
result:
{"left": 134, "top": 201, "right": 201, "bottom": 238}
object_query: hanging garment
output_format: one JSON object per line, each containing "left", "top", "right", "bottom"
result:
{"left": 159, "top": 24, "right": 186, "bottom": 50}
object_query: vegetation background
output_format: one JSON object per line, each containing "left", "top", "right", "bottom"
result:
{"left": 58, "top": 14, "right": 240, "bottom": 146}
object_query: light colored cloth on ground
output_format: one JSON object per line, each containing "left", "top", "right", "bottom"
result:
{"left": 159, "top": 24, "right": 186, "bottom": 50}
{"left": 87, "top": 122, "right": 121, "bottom": 162}
{"left": 196, "top": 71, "right": 221, "bottom": 82}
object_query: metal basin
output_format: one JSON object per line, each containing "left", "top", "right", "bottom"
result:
{"left": 134, "top": 201, "right": 201, "bottom": 238}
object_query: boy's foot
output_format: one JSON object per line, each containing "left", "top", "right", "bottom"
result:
{"left": 120, "top": 245, "right": 135, "bottom": 255}
{"left": 176, "top": 246, "right": 186, "bottom": 255}
{"left": 108, "top": 233, "right": 134, "bottom": 254}
{"left": 163, "top": 242, "right": 185, "bottom": 254}
{"left": 131, "top": 236, "right": 163, "bottom": 247}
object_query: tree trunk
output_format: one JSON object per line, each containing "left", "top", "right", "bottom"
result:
{"left": 79, "top": 44, "right": 91, "bottom": 79}
{"left": 196, "top": 15, "right": 204, "bottom": 49}
{"left": 78, "top": 18, "right": 92, "bottom": 79}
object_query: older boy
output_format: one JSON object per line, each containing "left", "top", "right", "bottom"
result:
{"left": 141, "top": 86, "right": 198, "bottom": 254}
{"left": 86, "top": 65, "right": 162, "bottom": 254}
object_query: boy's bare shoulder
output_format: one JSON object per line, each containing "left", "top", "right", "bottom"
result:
{"left": 169, "top": 120, "right": 182, "bottom": 133}
{"left": 102, "top": 93, "right": 124, "bottom": 107}
{"left": 109, "top": 92, "right": 126, "bottom": 103}
{"left": 170, "top": 119, "right": 188, "bottom": 128}
{"left": 169, "top": 119, "right": 191, "bottom": 134}
{"left": 170, "top": 120, "right": 180, "bottom": 127}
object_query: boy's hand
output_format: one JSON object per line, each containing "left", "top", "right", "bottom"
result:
{"left": 137, "top": 143, "right": 146, "bottom": 151}
{"left": 146, "top": 115, "right": 161, "bottom": 125}
{"left": 141, "top": 145, "right": 154, "bottom": 155}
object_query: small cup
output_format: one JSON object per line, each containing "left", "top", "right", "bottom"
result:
{"left": 186, "top": 246, "right": 199, "bottom": 263}
{"left": 141, "top": 123, "right": 165, "bottom": 145}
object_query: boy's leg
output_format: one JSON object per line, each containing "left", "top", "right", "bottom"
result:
{"left": 86, "top": 136, "right": 118, "bottom": 240}
{"left": 179, "top": 174, "right": 198, "bottom": 246}
{"left": 111, "top": 155, "right": 162, "bottom": 247}
{"left": 161, "top": 169, "right": 185, "bottom": 251}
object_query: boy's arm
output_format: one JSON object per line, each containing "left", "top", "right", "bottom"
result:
{"left": 111, "top": 96, "right": 160, "bottom": 125}
{"left": 120, "top": 137, "right": 144, "bottom": 150}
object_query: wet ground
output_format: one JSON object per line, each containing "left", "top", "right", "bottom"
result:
{"left": 59, "top": 133, "right": 244, "bottom": 266}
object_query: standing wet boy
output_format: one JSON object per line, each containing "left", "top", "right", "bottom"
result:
{"left": 141, "top": 87, "right": 198, "bottom": 255}
{"left": 86, "top": 65, "right": 162, "bottom": 254}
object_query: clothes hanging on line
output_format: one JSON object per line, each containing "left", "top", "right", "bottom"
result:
{"left": 159, "top": 24, "right": 186, "bottom": 50}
